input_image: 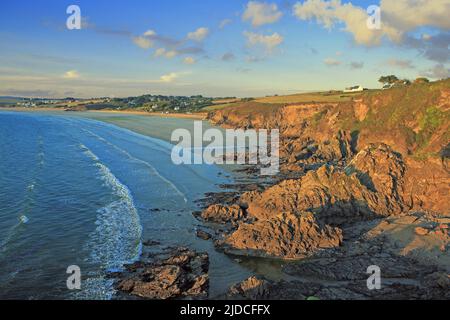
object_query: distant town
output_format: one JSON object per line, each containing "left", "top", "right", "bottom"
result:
{"left": 0, "top": 94, "right": 237, "bottom": 113}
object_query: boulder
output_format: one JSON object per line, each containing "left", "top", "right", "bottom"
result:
{"left": 222, "top": 212, "right": 342, "bottom": 259}
{"left": 116, "top": 247, "right": 209, "bottom": 300}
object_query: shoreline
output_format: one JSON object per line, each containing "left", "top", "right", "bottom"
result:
{"left": 0, "top": 107, "right": 208, "bottom": 120}
{"left": 3, "top": 84, "right": 449, "bottom": 300}
{"left": 0, "top": 111, "right": 254, "bottom": 300}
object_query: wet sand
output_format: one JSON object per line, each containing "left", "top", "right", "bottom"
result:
{"left": 0, "top": 107, "right": 207, "bottom": 120}
{"left": 0, "top": 108, "right": 208, "bottom": 143}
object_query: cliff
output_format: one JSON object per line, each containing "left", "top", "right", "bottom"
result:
{"left": 201, "top": 79, "right": 450, "bottom": 261}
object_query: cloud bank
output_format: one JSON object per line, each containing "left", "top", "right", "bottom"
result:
{"left": 243, "top": 1, "right": 283, "bottom": 27}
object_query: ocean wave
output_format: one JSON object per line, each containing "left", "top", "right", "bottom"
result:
{"left": 68, "top": 117, "right": 219, "bottom": 186}
{"left": 0, "top": 179, "right": 39, "bottom": 252}
{"left": 79, "top": 144, "right": 142, "bottom": 300}
{"left": 37, "top": 136, "right": 45, "bottom": 167}
{"left": 0, "top": 216, "right": 28, "bottom": 254}
{"left": 82, "top": 129, "right": 188, "bottom": 203}
{"left": 79, "top": 143, "right": 99, "bottom": 161}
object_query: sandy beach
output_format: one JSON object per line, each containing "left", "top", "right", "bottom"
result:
{"left": 0, "top": 107, "right": 208, "bottom": 120}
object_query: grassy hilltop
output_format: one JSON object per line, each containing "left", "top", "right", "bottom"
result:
{"left": 205, "top": 78, "right": 450, "bottom": 160}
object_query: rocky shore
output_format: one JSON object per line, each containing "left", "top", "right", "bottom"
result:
{"left": 116, "top": 80, "right": 449, "bottom": 300}
{"left": 116, "top": 246, "right": 209, "bottom": 300}
{"left": 199, "top": 81, "right": 450, "bottom": 299}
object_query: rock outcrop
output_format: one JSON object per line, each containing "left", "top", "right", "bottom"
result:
{"left": 228, "top": 276, "right": 271, "bottom": 299}
{"left": 200, "top": 204, "right": 248, "bottom": 225}
{"left": 221, "top": 212, "right": 343, "bottom": 259}
{"left": 226, "top": 213, "right": 449, "bottom": 300}
{"left": 116, "top": 247, "right": 209, "bottom": 300}
{"left": 227, "top": 270, "right": 450, "bottom": 300}
{"left": 199, "top": 80, "right": 450, "bottom": 299}
{"left": 201, "top": 143, "right": 434, "bottom": 259}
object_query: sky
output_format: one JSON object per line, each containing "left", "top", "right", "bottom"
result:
{"left": 0, "top": 0, "right": 449, "bottom": 98}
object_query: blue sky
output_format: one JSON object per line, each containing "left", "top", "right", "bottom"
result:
{"left": 0, "top": 0, "right": 448, "bottom": 98}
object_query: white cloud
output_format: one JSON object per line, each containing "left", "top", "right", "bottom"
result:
{"left": 293, "top": 0, "right": 450, "bottom": 46}
{"left": 159, "top": 72, "right": 180, "bottom": 83}
{"left": 154, "top": 48, "right": 166, "bottom": 57}
{"left": 165, "top": 50, "right": 178, "bottom": 58}
{"left": 187, "top": 27, "right": 209, "bottom": 42}
{"left": 183, "top": 57, "right": 196, "bottom": 64}
{"left": 381, "top": 0, "right": 450, "bottom": 34}
{"left": 154, "top": 48, "right": 178, "bottom": 59}
{"left": 143, "top": 30, "right": 157, "bottom": 37}
{"left": 133, "top": 36, "right": 153, "bottom": 49}
{"left": 63, "top": 70, "right": 81, "bottom": 79}
{"left": 324, "top": 58, "right": 341, "bottom": 66}
{"left": 293, "top": 0, "right": 387, "bottom": 46}
{"left": 243, "top": 31, "right": 284, "bottom": 52}
{"left": 243, "top": 1, "right": 283, "bottom": 27}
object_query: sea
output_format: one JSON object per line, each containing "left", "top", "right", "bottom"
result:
{"left": 0, "top": 111, "right": 269, "bottom": 300}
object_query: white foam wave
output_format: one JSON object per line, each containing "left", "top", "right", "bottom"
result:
{"left": 83, "top": 129, "right": 188, "bottom": 203}
{"left": 79, "top": 143, "right": 99, "bottom": 161}
{"left": 19, "top": 215, "right": 29, "bottom": 224}
{"left": 78, "top": 144, "right": 142, "bottom": 299}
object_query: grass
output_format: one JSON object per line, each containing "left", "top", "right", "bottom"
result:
{"left": 339, "top": 79, "right": 450, "bottom": 158}
{"left": 415, "top": 106, "right": 446, "bottom": 151}
{"left": 254, "top": 91, "right": 367, "bottom": 104}
{"left": 201, "top": 90, "right": 370, "bottom": 112}
{"left": 202, "top": 103, "right": 240, "bottom": 112}
{"left": 419, "top": 106, "right": 444, "bottom": 131}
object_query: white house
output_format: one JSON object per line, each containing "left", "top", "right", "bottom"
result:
{"left": 344, "top": 85, "right": 364, "bottom": 93}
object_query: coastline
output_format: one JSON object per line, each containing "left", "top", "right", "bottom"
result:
{"left": 2, "top": 80, "right": 449, "bottom": 301}
{"left": 0, "top": 111, "right": 255, "bottom": 299}
{"left": 0, "top": 107, "right": 208, "bottom": 120}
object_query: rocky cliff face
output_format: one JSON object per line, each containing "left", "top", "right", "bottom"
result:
{"left": 207, "top": 143, "right": 449, "bottom": 259}
{"left": 209, "top": 80, "right": 449, "bottom": 167}
{"left": 201, "top": 80, "right": 449, "bottom": 261}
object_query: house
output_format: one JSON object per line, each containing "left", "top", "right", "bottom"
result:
{"left": 344, "top": 85, "right": 364, "bottom": 93}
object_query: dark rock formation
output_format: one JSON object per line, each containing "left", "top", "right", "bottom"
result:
{"left": 196, "top": 229, "right": 212, "bottom": 240}
{"left": 116, "top": 247, "right": 209, "bottom": 300}
{"left": 198, "top": 143, "right": 449, "bottom": 260}
{"left": 200, "top": 204, "right": 249, "bottom": 225}
{"left": 221, "top": 212, "right": 342, "bottom": 259}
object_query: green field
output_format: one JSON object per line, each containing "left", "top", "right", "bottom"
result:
{"left": 255, "top": 91, "right": 368, "bottom": 103}
{"left": 201, "top": 90, "right": 372, "bottom": 112}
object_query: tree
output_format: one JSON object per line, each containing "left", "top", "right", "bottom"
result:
{"left": 378, "top": 75, "right": 399, "bottom": 85}
{"left": 401, "top": 79, "right": 411, "bottom": 85}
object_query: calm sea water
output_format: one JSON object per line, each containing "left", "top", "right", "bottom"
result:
{"left": 0, "top": 111, "right": 254, "bottom": 300}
